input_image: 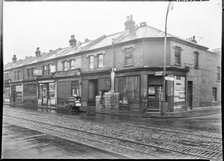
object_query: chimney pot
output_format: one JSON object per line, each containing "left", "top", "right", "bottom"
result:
{"left": 124, "top": 15, "right": 135, "bottom": 33}
{"left": 12, "top": 55, "right": 17, "bottom": 63}
{"left": 69, "top": 35, "right": 77, "bottom": 47}
{"left": 35, "top": 47, "right": 41, "bottom": 57}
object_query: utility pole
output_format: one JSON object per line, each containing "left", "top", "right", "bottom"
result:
{"left": 162, "top": 2, "right": 173, "bottom": 114}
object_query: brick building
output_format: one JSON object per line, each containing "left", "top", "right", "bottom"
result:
{"left": 3, "top": 15, "right": 221, "bottom": 114}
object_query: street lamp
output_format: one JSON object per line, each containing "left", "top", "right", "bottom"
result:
{"left": 163, "top": 2, "right": 174, "bottom": 101}
{"left": 111, "top": 38, "right": 116, "bottom": 93}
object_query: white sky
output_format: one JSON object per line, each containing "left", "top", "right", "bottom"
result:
{"left": 3, "top": 0, "right": 222, "bottom": 64}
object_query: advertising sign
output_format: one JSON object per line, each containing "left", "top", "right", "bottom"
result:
{"left": 16, "top": 85, "right": 22, "bottom": 92}
{"left": 174, "top": 76, "right": 186, "bottom": 110}
{"left": 33, "top": 69, "right": 42, "bottom": 76}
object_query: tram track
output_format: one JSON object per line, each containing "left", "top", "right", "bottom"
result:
{"left": 3, "top": 110, "right": 222, "bottom": 160}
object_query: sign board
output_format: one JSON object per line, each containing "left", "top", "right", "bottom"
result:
{"left": 165, "top": 76, "right": 174, "bottom": 81}
{"left": 155, "top": 71, "right": 163, "bottom": 76}
{"left": 33, "top": 69, "right": 42, "bottom": 76}
{"left": 16, "top": 85, "right": 22, "bottom": 92}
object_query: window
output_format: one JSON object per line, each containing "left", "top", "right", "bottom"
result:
{"left": 174, "top": 46, "right": 181, "bottom": 66}
{"left": 43, "top": 65, "right": 47, "bottom": 76}
{"left": 89, "top": 55, "right": 94, "bottom": 69}
{"left": 17, "top": 70, "right": 21, "bottom": 80}
{"left": 30, "top": 68, "right": 34, "bottom": 78}
{"left": 70, "top": 59, "right": 76, "bottom": 70}
{"left": 27, "top": 68, "right": 30, "bottom": 78}
{"left": 124, "top": 47, "right": 133, "bottom": 66}
{"left": 194, "top": 51, "right": 199, "bottom": 68}
{"left": 212, "top": 87, "right": 217, "bottom": 101}
{"left": 217, "top": 66, "right": 221, "bottom": 81}
{"left": 97, "top": 54, "right": 103, "bottom": 68}
{"left": 14, "top": 71, "right": 17, "bottom": 80}
{"left": 47, "top": 64, "right": 51, "bottom": 75}
{"left": 63, "top": 61, "right": 69, "bottom": 71}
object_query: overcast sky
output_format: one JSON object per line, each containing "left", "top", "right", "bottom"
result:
{"left": 3, "top": 0, "right": 222, "bottom": 64}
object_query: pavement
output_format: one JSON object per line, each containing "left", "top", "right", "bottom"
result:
{"left": 3, "top": 102, "right": 222, "bottom": 118}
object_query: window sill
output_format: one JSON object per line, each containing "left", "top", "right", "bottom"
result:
{"left": 194, "top": 66, "right": 199, "bottom": 69}
{"left": 174, "top": 63, "right": 181, "bottom": 67}
{"left": 124, "top": 64, "right": 133, "bottom": 67}
{"left": 217, "top": 80, "right": 221, "bottom": 83}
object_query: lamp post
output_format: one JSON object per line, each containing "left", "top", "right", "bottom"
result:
{"left": 111, "top": 38, "right": 116, "bottom": 93}
{"left": 163, "top": 2, "right": 174, "bottom": 101}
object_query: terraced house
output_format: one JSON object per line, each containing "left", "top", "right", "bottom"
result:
{"left": 3, "top": 15, "right": 221, "bottom": 114}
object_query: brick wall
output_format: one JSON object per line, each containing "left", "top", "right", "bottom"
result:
{"left": 170, "top": 41, "right": 221, "bottom": 107}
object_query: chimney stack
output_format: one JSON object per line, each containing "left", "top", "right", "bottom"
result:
{"left": 124, "top": 15, "right": 135, "bottom": 33}
{"left": 191, "top": 36, "right": 197, "bottom": 43}
{"left": 35, "top": 47, "right": 41, "bottom": 57}
{"left": 140, "top": 22, "right": 147, "bottom": 27}
{"left": 12, "top": 55, "right": 17, "bottom": 63}
{"left": 69, "top": 35, "right": 77, "bottom": 47}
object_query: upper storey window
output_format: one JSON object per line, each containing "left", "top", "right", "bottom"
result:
{"left": 124, "top": 47, "right": 133, "bottom": 66}
{"left": 97, "top": 54, "right": 104, "bottom": 68}
{"left": 63, "top": 61, "right": 69, "bottom": 71}
{"left": 89, "top": 55, "right": 94, "bottom": 70}
{"left": 194, "top": 51, "right": 199, "bottom": 68}
{"left": 174, "top": 46, "right": 181, "bottom": 66}
{"left": 70, "top": 59, "right": 76, "bottom": 70}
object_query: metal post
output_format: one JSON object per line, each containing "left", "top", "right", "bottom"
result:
{"left": 163, "top": 2, "right": 173, "bottom": 101}
{"left": 111, "top": 39, "right": 116, "bottom": 93}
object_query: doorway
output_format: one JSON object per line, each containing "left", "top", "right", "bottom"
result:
{"left": 187, "top": 81, "right": 193, "bottom": 109}
{"left": 147, "top": 85, "right": 162, "bottom": 112}
{"left": 88, "top": 79, "right": 98, "bottom": 106}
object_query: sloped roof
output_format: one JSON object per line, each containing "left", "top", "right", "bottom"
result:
{"left": 4, "top": 24, "right": 208, "bottom": 71}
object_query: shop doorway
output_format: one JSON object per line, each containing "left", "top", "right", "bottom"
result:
{"left": 147, "top": 86, "right": 162, "bottom": 112}
{"left": 39, "top": 83, "right": 49, "bottom": 105}
{"left": 88, "top": 80, "right": 98, "bottom": 106}
{"left": 187, "top": 81, "right": 193, "bottom": 109}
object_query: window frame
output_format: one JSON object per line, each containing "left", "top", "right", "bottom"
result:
{"left": 89, "top": 55, "right": 94, "bottom": 70}
{"left": 217, "top": 66, "right": 221, "bottom": 81}
{"left": 124, "top": 47, "right": 133, "bottom": 66}
{"left": 70, "top": 59, "right": 76, "bottom": 70}
{"left": 27, "top": 68, "right": 30, "bottom": 78}
{"left": 194, "top": 51, "right": 199, "bottom": 68}
{"left": 174, "top": 46, "right": 181, "bottom": 66}
{"left": 212, "top": 87, "right": 217, "bottom": 102}
{"left": 97, "top": 54, "right": 104, "bottom": 68}
{"left": 63, "top": 60, "right": 69, "bottom": 71}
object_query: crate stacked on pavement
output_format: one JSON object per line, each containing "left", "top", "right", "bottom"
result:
{"left": 104, "top": 92, "right": 112, "bottom": 110}
{"left": 103, "top": 92, "right": 119, "bottom": 111}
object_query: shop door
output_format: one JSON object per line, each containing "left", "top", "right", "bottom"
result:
{"left": 39, "top": 84, "right": 49, "bottom": 105}
{"left": 147, "top": 86, "right": 162, "bottom": 112}
{"left": 88, "top": 80, "right": 98, "bottom": 106}
{"left": 187, "top": 81, "right": 193, "bottom": 109}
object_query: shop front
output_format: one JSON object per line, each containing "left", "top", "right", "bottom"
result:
{"left": 38, "top": 80, "right": 56, "bottom": 106}
{"left": 23, "top": 83, "right": 37, "bottom": 105}
{"left": 11, "top": 84, "right": 23, "bottom": 103}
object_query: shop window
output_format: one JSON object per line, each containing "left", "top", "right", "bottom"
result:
{"left": 97, "top": 54, "right": 103, "bottom": 68}
{"left": 212, "top": 87, "right": 217, "bottom": 101}
{"left": 217, "top": 66, "right": 221, "bottom": 81}
{"left": 194, "top": 51, "right": 199, "bottom": 68}
{"left": 115, "top": 76, "right": 140, "bottom": 102}
{"left": 63, "top": 61, "right": 69, "bottom": 71}
{"left": 89, "top": 55, "right": 94, "bottom": 70}
{"left": 70, "top": 59, "right": 76, "bottom": 70}
{"left": 174, "top": 46, "right": 181, "bottom": 66}
{"left": 124, "top": 47, "right": 133, "bottom": 66}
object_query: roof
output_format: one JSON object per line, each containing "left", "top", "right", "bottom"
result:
{"left": 4, "top": 24, "right": 209, "bottom": 71}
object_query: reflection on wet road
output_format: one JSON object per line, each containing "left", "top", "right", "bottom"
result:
{"left": 2, "top": 122, "right": 127, "bottom": 159}
{"left": 2, "top": 105, "right": 222, "bottom": 160}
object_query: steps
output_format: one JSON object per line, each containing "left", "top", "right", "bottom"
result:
{"left": 146, "top": 108, "right": 160, "bottom": 113}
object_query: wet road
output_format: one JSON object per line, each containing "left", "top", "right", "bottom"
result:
{"left": 2, "top": 104, "right": 222, "bottom": 160}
